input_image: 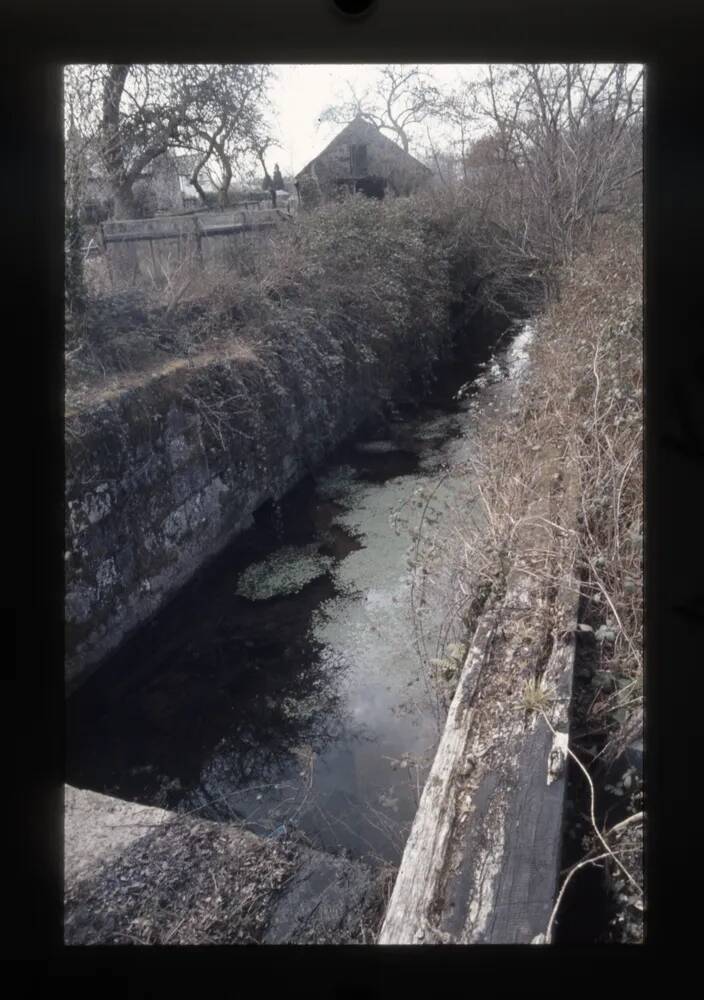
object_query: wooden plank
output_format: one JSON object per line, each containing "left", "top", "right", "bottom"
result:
{"left": 200, "top": 221, "right": 277, "bottom": 237}
{"left": 379, "top": 450, "right": 579, "bottom": 944}
{"left": 102, "top": 221, "right": 277, "bottom": 244}
{"left": 98, "top": 222, "right": 115, "bottom": 289}
{"left": 192, "top": 215, "right": 203, "bottom": 267}
{"left": 377, "top": 614, "right": 499, "bottom": 943}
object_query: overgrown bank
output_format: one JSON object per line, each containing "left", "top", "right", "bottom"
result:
{"left": 535, "top": 219, "right": 643, "bottom": 943}
{"left": 414, "top": 215, "right": 643, "bottom": 942}
{"left": 65, "top": 195, "right": 530, "bottom": 688}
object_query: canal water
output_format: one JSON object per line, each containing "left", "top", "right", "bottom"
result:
{"left": 66, "top": 319, "right": 534, "bottom": 867}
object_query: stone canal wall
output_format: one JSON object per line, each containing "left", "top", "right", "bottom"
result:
{"left": 64, "top": 316, "right": 467, "bottom": 690}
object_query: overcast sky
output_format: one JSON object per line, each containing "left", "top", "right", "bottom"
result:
{"left": 269, "top": 64, "right": 483, "bottom": 176}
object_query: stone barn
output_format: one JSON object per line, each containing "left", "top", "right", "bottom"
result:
{"left": 295, "top": 115, "right": 432, "bottom": 208}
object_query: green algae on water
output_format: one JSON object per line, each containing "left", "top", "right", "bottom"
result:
{"left": 235, "top": 544, "right": 335, "bottom": 601}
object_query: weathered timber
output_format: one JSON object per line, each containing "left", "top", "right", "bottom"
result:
{"left": 102, "top": 220, "right": 276, "bottom": 244}
{"left": 379, "top": 450, "right": 579, "bottom": 944}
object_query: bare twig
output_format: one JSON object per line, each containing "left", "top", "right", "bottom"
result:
{"left": 540, "top": 709, "right": 642, "bottom": 897}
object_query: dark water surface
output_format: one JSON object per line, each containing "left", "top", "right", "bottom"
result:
{"left": 67, "top": 321, "right": 533, "bottom": 865}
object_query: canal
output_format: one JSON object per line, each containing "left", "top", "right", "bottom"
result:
{"left": 66, "top": 318, "right": 534, "bottom": 868}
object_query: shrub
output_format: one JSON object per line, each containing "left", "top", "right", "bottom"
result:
{"left": 66, "top": 193, "right": 468, "bottom": 408}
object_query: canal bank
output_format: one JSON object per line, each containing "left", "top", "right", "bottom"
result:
{"left": 64, "top": 304, "right": 508, "bottom": 695}
{"left": 65, "top": 196, "right": 455, "bottom": 690}
{"left": 379, "top": 437, "right": 580, "bottom": 943}
{"left": 66, "top": 315, "right": 532, "bottom": 912}
{"left": 377, "top": 219, "right": 643, "bottom": 944}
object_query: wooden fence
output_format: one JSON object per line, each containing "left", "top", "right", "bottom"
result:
{"left": 91, "top": 206, "right": 292, "bottom": 289}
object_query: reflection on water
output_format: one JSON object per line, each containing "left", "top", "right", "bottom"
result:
{"left": 66, "top": 319, "right": 533, "bottom": 865}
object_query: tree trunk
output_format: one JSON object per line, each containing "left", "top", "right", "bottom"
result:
{"left": 65, "top": 205, "right": 85, "bottom": 315}
{"left": 189, "top": 152, "right": 212, "bottom": 207}
{"left": 65, "top": 149, "right": 86, "bottom": 315}
{"left": 112, "top": 183, "right": 138, "bottom": 220}
{"left": 394, "top": 129, "right": 410, "bottom": 153}
{"left": 218, "top": 165, "right": 232, "bottom": 209}
{"left": 102, "top": 66, "right": 136, "bottom": 223}
{"left": 190, "top": 173, "right": 210, "bottom": 207}
{"left": 210, "top": 142, "right": 232, "bottom": 209}
{"left": 190, "top": 133, "right": 223, "bottom": 207}
{"left": 110, "top": 184, "right": 140, "bottom": 286}
{"left": 255, "top": 148, "right": 273, "bottom": 195}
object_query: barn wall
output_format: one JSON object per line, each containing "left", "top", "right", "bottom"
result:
{"left": 297, "top": 121, "right": 431, "bottom": 204}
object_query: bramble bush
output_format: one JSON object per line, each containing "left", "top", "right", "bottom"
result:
{"left": 66, "top": 192, "right": 521, "bottom": 409}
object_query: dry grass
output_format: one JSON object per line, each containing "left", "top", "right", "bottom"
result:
{"left": 536, "top": 216, "right": 643, "bottom": 757}
{"left": 523, "top": 677, "right": 555, "bottom": 713}
{"left": 65, "top": 195, "right": 456, "bottom": 422}
{"left": 65, "top": 335, "right": 259, "bottom": 417}
{"left": 410, "top": 211, "right": 643, "bottom": 940}
{"left": 419, "top": 213, "right": 642, "bottom": 755}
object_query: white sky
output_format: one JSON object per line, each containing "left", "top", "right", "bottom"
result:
{"left": 268, "top": 64, "right": 484, "bottom": 176}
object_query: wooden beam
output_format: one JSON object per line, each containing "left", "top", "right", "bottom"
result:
{"left": 379, "top": 449, "right": 579, "bottom": 944}
{"left": 102, "top": 221, "right": 277, "bottom": 244}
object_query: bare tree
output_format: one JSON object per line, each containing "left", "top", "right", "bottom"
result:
{"left": 320, "top": 65, "right": 443, "bottom": 153}
{"left": 65, "top": 63, "right": 276, "bottom": 293}
{"left": 64, "top": 65, "right": 105, "bottom": 312}
{"left": 98, "top": 64, "right": 202, "bottom": 219}
{"left": 65, "top": 65, "right": 275, "bottom": 218}
{"left": 180, "top": 65, "right": 274, "bottom": 208}
{"left": 439, "top": 62, "right": 643, "bottom": 305}
{"left": 440, "top": 81, "right": 482, "bottom": 185}
{"left": 251, "top": 137, "right": 285, "bottom": 205}
{"left": 472, "top": 63, "right": 643, "bottom": 263}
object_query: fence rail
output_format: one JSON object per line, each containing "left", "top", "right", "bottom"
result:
{"left": 100, "top": 219, "right": 278, "bottom": 245}
{"left": 88, "top": 207, "right": 291, "bottom": 289}
{"left": 100, "top": 206, "right": 288, "bottom": 243}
